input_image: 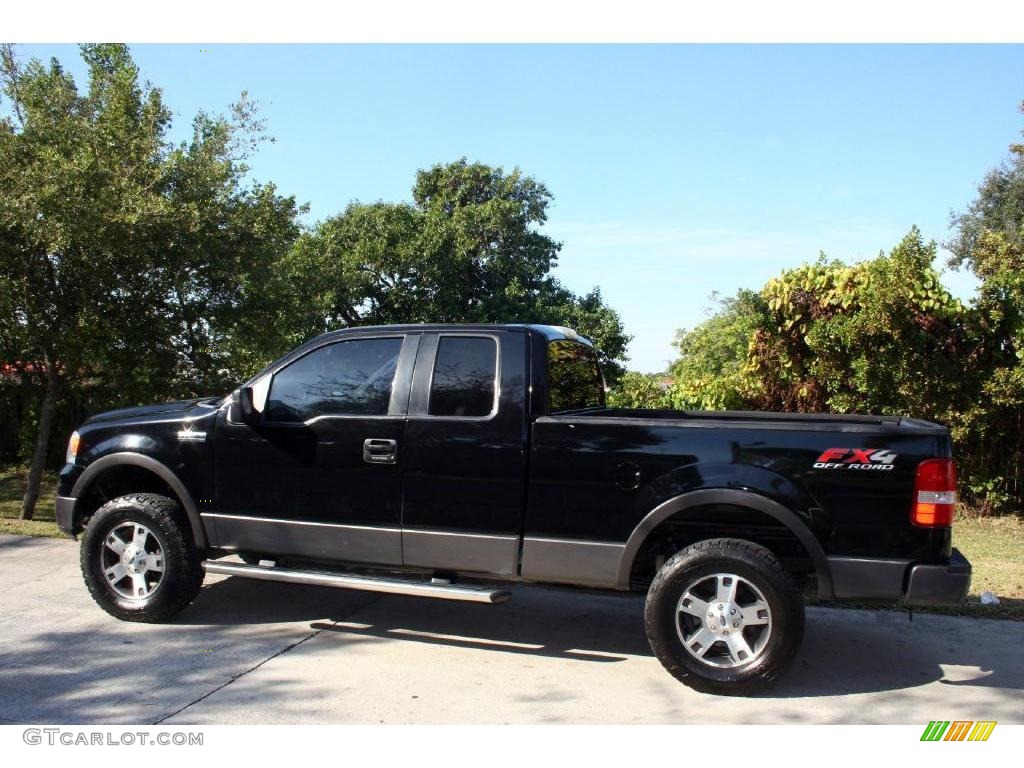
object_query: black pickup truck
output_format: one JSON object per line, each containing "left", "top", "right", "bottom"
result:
{"left": 56, "top": 324, "right": 970, "bottom": 692}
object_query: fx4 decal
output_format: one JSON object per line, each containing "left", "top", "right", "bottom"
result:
{"left": 813, "top": 448, "right": 898, "bottom": 471}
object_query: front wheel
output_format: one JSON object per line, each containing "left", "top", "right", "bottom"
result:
{"left": 80, "top": 493, "right": 205, "bottom": 622}
{"left": 644, "top": 537, "right": 804, "bottom": 693}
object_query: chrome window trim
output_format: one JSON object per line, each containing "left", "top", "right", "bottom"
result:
{"left": 417, "top": 332, "right": 502, "bottom": 422}
{"left": 301, "top": 413, "right": 406, "bottom": 425}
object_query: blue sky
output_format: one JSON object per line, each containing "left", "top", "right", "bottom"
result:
{"left": 17, "top": 44, "right": 1024, "bottom": 371}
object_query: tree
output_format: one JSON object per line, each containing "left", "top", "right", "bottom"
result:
{"left": 0, "top": 44, "right": 302, "bottom": 519}
{"left": 948, "top": 100, "right": 1024, "bottom": 268}
{"left": 668, "top": 290, "right": 766, "bottom": 410}
{"left": 0, "top": 44, "right": 171, "bottom": 519}
{"left": 750, "top": 229, "right": 968, "bottom": 417}
{"left": 946, "top": 102, "right": 1024, "bottom": 509}
{"left": 281, "top": 159, "right": 631, "bottom": 382}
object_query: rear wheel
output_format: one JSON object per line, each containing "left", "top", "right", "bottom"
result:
{"left": 644, "top": 537, "right": 804, "bottom": 693}
{"left": 80, "top": 493, "right": 204, "bottom": 622}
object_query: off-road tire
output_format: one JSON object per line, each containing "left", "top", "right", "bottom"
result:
{"left": 80, "top": 493, "right": 204, "bottom": 622}
{"left": 644, "top": 537, "right": 804, "bottom": 694}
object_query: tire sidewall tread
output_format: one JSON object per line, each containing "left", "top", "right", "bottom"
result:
{"left": 80, "top": 493, "right": 204, "bottom": 623}
{"left": 644, "top": 537, "right": 805, "bottom": 694}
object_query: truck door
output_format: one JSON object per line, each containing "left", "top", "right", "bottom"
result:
{"left": 400, "top": 331, "right": 529, "bottom": 576}
{"left": 210, "top": 333, "right": 418, "bottom": 565}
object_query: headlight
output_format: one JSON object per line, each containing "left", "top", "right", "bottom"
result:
{"left": 66, "top": 431, "right": 80, "bottom": 464}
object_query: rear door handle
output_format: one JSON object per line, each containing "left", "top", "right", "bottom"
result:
{"left": 363, "top": 438, "right": 398, "bottom": 465}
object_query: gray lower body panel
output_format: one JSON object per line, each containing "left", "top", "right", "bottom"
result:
{"left": 402, "top": 529, "right": 519, "bottom": 576}
{"left": 203, "top": 513, "right": 402, "bottom": 566}
{"left": 905, "top": 548, "right": 971, "bottom": 605}
{"left": 55, "top": 495, "right": 77, "bottom": 535}
{"left": 204, "top": 515, "right": 631, "bottom": 587}
{"left": 520, "top": 537, "right": 625, "bottom": 588}
{"left": 827, "top": 556, "right": 910, "bottom": 599}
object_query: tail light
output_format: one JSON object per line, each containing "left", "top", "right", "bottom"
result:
{"left": 911, "top": 458, "right": 957, "bottom": 527}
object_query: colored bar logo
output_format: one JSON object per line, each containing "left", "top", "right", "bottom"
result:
{"left": 920, "top": 721, "right": 996, "bottom": 741}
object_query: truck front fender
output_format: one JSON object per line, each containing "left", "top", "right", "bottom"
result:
{"left": 68, "top": 452, "right": 208, "bottom": 549}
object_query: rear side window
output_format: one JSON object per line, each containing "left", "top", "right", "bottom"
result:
{"left": 428, "top": 336, "right": 497, "bottom": 417}
{"left": 266, "top": 337, "right": 403, "bottom": 421}
{"left": 548, "top": 339, "right": 605, "bottom": 413}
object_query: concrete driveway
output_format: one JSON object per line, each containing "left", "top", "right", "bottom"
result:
{"left": 1, "top": 533, "right": 1021, "bottom": 725}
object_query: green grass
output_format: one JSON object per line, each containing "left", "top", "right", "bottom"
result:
{"left": 945, "top": 514, "right": 1024, "bottom": 618}
{"left": 2, "top": 465, "right": 1022, "bottom": 617}
{"left": 0, "top": 465, "right": 60, "bottom": 537}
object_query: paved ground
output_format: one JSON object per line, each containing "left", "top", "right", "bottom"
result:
{"left": 1, "top": 533, "right": 1021, "bottom": 725}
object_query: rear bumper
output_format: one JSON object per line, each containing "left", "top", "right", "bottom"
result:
{"left": 826, "top": 548, "right": 971, "bottom": 605}
{"left": 904, "top": 548, "right": 972, "bottom": 606}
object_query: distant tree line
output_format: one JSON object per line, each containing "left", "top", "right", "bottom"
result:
{"left": 611, "top": 104, "right": 1024, "bottom": 513}
{"left": 0, "top": 44, "right": 630, "bottom": 518}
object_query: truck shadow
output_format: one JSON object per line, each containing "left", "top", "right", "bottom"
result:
{"left": 183, "top": 577, "right": 1024, "bottom": 697}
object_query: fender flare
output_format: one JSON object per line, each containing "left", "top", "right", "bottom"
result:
{"left": 70, "top": 452, "right": 208, "bottom": 549}
{"left": 615, "top": 488, "right": 832, "bottom": 597}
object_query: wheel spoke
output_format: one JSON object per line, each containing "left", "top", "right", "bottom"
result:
{"left": 100, "top": 522, "right": 164, "bottom": 601}
{"left": 678, "top": 593, "right": 710, "bottom": 619}
{"left": 686, "top": 627, "right": 718, "bottom": 657}
{"left": 725, "top": 632, "right": 754, "bottom": 663}
{"left": 130, "top": 573, "right": 148, "bottom": 597}
{"left": 104, "top": 534, "right": 126, "bottom": 556}
{"left": 716, "top": 574, "right": 738, "bottom": 604}
{"left": 741, "top": 601, "right": 770, "bottom": 626}
{"left": 676, "top": 570, "right": 774, "bottom": 670}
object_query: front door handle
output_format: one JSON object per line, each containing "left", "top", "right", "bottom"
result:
{"left": 363, "top": 438, "right": 398, "bottom": 465}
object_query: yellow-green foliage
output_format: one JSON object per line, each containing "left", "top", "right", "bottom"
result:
{"left": 750, "top": 229, "right": 968, "bottom": 415}
{"left": 607, "top": 372, "right": 672, "bottom": 409}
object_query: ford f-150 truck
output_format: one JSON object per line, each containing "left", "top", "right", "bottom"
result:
{"left": 56, "top": 324, "right": 971, "bottom": 692}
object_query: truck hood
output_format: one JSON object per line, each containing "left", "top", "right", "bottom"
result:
{"left": 83, "top": 397, "right": 221, "bottom": 425}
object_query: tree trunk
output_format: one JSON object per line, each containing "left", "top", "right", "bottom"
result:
{"left": 20, "top": 356, "right": 59, "bottom": 521}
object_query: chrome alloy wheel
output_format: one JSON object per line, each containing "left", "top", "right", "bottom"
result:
{"left": 99, "top": 522, "right": 165, "bottom": 600}
{"left": 675, "top": 572, "right": 772, "bottom": 669}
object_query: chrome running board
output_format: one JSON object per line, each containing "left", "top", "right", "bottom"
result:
{"left": 202, "top": 560, "right": 511, "bottom": 604}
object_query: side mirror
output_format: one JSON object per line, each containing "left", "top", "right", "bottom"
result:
{"left": 231, "top": 386, "right": 262, "bottom": 427}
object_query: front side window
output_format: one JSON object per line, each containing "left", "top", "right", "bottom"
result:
{"left": 428, "top": 336, "right": 498, "bottom": 417}
{"left": 266, "top": 337, "right": 403, "bottom": 421}
{"left": 548, "top": 339, "right": 605, "bottom": 413}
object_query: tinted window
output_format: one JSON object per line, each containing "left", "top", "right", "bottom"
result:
{"left": 548, "top": 339, "right": 605, "bottom": 413}
{"left": 429, "top": 337, "right": 497, "bottom": 417}
{"left": 266, "top": 337, "right": 403, "bottom": 421}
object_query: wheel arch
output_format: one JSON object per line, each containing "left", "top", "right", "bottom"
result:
{"left": 616, "top": 488, "right": 832, "bottom": 597}
{"left": 70, "top": 452, "right": 208, "bottom": 549}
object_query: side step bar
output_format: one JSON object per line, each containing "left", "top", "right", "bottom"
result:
{"left": 202, "top": 560, "right": 511, "bottom": 604}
